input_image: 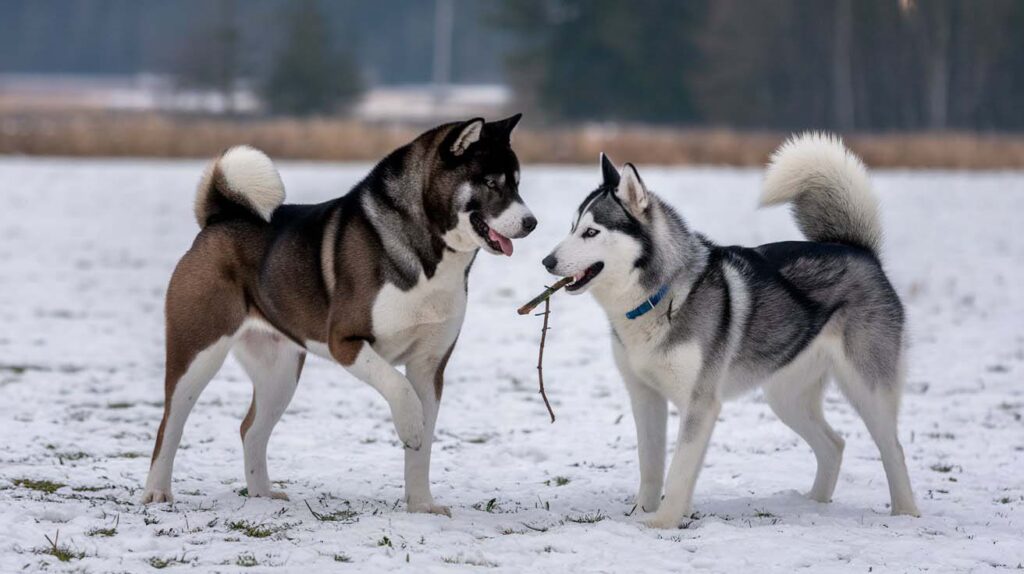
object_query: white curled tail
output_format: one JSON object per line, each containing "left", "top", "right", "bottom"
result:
{"left": 194, "top": 146, "right": 285, "bottom": 228}
{"left": 761, "top": 132, "right": 881, "bottom": 254}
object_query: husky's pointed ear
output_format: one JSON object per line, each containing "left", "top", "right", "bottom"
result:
{"left": 616, "top": 163, "right": 649, "bottom": 214}
{"left": 488, "top": 113, "right": 522, "bottom": 142}
{"left": 449, "top": 118, "right": 484, "bottom": 157}
{"left": 600, "top": 153, "right": 620, "bottom": 188}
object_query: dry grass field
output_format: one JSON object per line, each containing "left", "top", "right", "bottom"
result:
{"left": 2, "top": 111, "right": 1024, "bottom": 168}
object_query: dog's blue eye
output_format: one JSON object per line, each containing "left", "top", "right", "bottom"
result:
{"left": 583, "top": 228, "right": 599, "bottom": 238}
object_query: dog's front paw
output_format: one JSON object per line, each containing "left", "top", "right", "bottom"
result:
{"left": 635, "top": 489, "right": 662, "bottom": 513}
{"left": 141, "top": 488, "right": 174, "bottom": 505}
{"left": 391, "top": 389, "right": 425, "bottom": 451}
{"left": 408, "top": 501, "right": 452, "bottom": 517}
{"left": 644, "top": 511, "right": 682, "bottom": 529}
{"left": 248, "top": 489, "right": 290, "bottom": 501}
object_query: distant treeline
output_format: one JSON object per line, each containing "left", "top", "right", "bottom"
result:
{"left": 1, "top": 0, "right": 1022, "bottom": 131}
{"left": 496, "top": 0, "right": 1024, "bottom": 131}
{"left": 0, "top": 0, "right": 510, "bottom": 84}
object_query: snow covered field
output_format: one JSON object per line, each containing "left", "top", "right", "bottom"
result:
{"left": 0, "top": 157, "right": 1022, "bottom": 573}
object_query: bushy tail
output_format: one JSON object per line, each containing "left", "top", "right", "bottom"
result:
{"left": 761, "top": 132, "right": 882, "bottom": 254}
{"left": 194, "top": 145, "right": 285, "bottom": 228}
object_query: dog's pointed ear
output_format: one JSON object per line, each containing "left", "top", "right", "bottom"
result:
{"left": 449, "top": 118, "right": 484, "bottom": 157}
{"left": 616, "top": 163, "right": 649, "bottom": 214}
{"left": 600, "top": 153, "right": 620, "bottom": 188}
{"left": 487, "top": 113, "right": 522, "bottom": 142}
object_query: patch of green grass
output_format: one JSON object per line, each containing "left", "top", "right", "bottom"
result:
{"left": 107, "top": 401, "right": 135, "bottom": 409}
{"left": 226, "top": 519, "right": 284, "bottom": 539}
{"left": 72, "top": 484, "right": 108, "bottom": 492}
{"left": 546, "top": 476, "right": 571, "bottom": 487}
{"left": 235, "top": 553, "right": 258, "bottom": 567}
{"left": 236, "top": 487, "right": 249, "bottom": 497}
{"left": 931, "top": 463, "right": 956, "bottom": 473}
{"left": 565, "top": 511, "right": 606, "bottom": 524}
{"left": 35, "top": 531, "right": 84, "bottom": 562}
{"left": 753, "top": 508, "right": 775, "bottom": 518}
{"left": 472, "top": 498, "right": 500, "bottom": 513}
{"left": 305, "top": 500, "right": 358, "bottom": 523}
{"left": 113, "top": 451, "right": 145, "bottom": 459}
{"left": 377, "top": 535, "right": 393, "bottom": 548}
{"left": 334, "top": 553, "right": 352, "bottom": 563}
{"left": 14, "top": 478, "right": 65, "bottom": 494}
{"left": 87, "top": 527, "right": 117, "bottom": 537}
{"left": 442, "top": 554, "right": 498, "bottom": 568}
{"left": 0, "top": 363, "right": 34, "bottom": 375}
{"left": 148, "top": 554, "right": 190, "bottom": 569}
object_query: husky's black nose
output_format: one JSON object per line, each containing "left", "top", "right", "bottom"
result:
{"left": 522, "top": 216, "right": 537, "bottom": 233}
{"left": 542, "top": 254, "right": 557, "bottom": 271}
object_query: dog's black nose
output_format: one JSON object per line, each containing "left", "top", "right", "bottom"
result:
{"left": 522, "top": 216, "right": 537, "bottom": 233}
{"left": 542, "top": 254, "right": 557, "bottom": 270}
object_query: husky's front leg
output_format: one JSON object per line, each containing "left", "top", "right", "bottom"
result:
{"left": 615, "top": 341, "right": 667, "bottom": 512}
{"left": 646, "top": 390, "right": 721, "bottom": 529}
{"left": 401, "top": 346, "right": 455, "bottom": 516}
{"left": 331, "top": 336, "right": 425, "bottom": 451}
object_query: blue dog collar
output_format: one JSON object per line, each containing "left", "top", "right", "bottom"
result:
{"left": 625, "top": 284, "right": 670, "bottom": 320}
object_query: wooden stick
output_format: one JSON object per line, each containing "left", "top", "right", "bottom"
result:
{"left": 517, "top": 277, "right": 573, "bottom": 315}
{"left": 536, "top": 297, "right": 556, "bottom": 423}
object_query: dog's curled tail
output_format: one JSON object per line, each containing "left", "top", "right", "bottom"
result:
{"left": 194, "top": 145, "right": 285, "bottom": 228}
{"left": 761, "top": 132, "right": 881, "bottom": 254}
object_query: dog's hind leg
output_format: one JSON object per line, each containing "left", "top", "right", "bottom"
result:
{"left": 763, "top": 351, "right": 845, "bottom": 503}
{"left": 143, "top": 243, "right": 248, "bottom": 504}
{"left": 233, "top": 326, "right": 305, "bottom": 500}
{"left": 143, "top": 336, "right": 235, "bottom": 504}
{"left": 832, "top": 349, "right": 919, "bottom": 516}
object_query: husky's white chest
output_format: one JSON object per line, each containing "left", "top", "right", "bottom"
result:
{"left": 615, "top": 319, "right": 704, "bottom": 399}
{"left": 370, "top": 251, "right": 472, "bottom": 361}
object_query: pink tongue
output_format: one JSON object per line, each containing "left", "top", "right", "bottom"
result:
{"left": 488, "top": 229, "right": 513, "bottom": 256}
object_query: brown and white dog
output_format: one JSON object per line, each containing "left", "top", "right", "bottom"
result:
{"left": 142, "top": 115, "right": 535, "bottom": 515}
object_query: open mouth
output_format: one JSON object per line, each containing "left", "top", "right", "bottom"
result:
{"left": 470, "top": 212, "right": 513, "bottom": 256}
{"left": 566, "top": 262, "right": 604, "bottom": 292}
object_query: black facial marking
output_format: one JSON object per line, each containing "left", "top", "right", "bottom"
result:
{"left": 579, "top": 190, "right": 653, "bottom": 271}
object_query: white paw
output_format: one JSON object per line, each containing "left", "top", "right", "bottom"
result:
{"left": 635, "top": 490, "right": 662, "bottom": 513}
{"left": 408, "top": 501, "right": 452, "bottom": 517}
{"left": 806, "top": 490, "right": 832, "bottom": 503}
{"left": 644, "top": 512, "right": 682, "bottom": 529}
{"left": 391, "top": 390, "right": 425, "bottom": 451}
{"left": 249, "top": 489, "right": 290, "bottom": 501}
{"left": 141, "top": 489, "right": 174, "bottom": 504}
{"left": 891, "top": 504, "right": 921, "bottom": 517}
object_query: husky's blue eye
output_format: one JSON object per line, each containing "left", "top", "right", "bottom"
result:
{"left": 583, "top": 228, "right": 600, "bottom": 238}
{"left": 485, "top": 178, "right": 497, "bottom": 189}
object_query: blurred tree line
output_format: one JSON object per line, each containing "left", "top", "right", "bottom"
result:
{"left": 1, "top": 0, "right": 1022, "bottom": 129}
{"left": 0, "top": 0, "right": 510, "bottom": 116}
{"left": 494, "top": 0, "right": 1024, "bottom": 130}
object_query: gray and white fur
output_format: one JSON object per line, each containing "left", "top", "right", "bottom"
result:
{"left": 543, "top": 133, "right": 919, "bottom": 528}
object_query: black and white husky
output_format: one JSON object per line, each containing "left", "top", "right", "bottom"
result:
{"left": 143, "top": 115, "right": 535, "bottom": 516}
{"left": 543, "top": 134, "right": 919, "bottom": 528}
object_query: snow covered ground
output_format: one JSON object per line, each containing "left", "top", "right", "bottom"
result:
{"left": 0, "top": 157, "right": 1022, "bottom": 573}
